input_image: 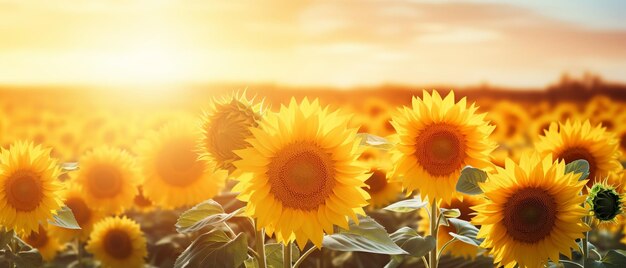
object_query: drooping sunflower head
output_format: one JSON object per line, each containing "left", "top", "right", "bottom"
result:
{"left": 360, "top": 153, "right": 401, "bottom": 209}
{"left": 587, "top": 181, "right": 623, "bottom": 224}
{"left": 132, "top": 186, "right": 155, "bottom": 213}
{"left": 137, "top": 120, "right": 228, "bottom": 209}
{"left": 536, "top": 120, "right": 623, "bottom": 189}
{"left": 419, "top": 194, "right": 484, "bottom": 260}
{"left": 233, "top": 98, "right": 370, "bottom": 249}
{"left": 200, "top": 92, "right": 263, "bottom": 173}
{"left": 22, "top": 225, "right": 63, "bottom": 262}
{"left": 390, "top": 90, "right": 497, "bottom": 204}
{"left": 49, "top": 182, "right": 104, "bottom": 242}
{"left": 0, "top": 141, "right": 64, "bottom": 235}
{"left": 472, "top": 152, "right": 589, "bottom": 268}
{"left": 86, "top": 216, "right": 147, "bottom": 268}
{"left": 73, "top": 146, "right": 140, "bottom": 215}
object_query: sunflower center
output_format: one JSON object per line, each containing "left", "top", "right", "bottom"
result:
{"left": 156, "top": 141, "right": 203, "bottom": 187}
{"left": 5, "top": 170, "right": 43, "bottom": 212}
{"left": 592, "top": 189, "right": 621, "bottom": 221}
{"left": 103, "top": 229, "right": 133, "bottom": 260}
{"left": 267, "top": 142, "right": 335, "bottom": 211}
{"left": 503, "top": 187, "right": 557, "bottom": 243}
{"left": 415, "top": 123, "right": 466, "bottom": 177}
{"left": 25, "top": 227, "right": 49, "bottom": 248}
{"left": 85, "top": 165, "right": 123, "bottom": 199}
{"left": 65, "top": 197, "right": 91, "bottom": 226}
{"left": 365, "top": 170, "right": 388, "bottom": 194}
{"left": 556, "top": 146, "right": 596, "bottom": 187}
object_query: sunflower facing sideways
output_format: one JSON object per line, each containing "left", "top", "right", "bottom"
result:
{"left": 233, "top": 98, "right": 370, "bottom": 249}
{"left": 536, "top": 120, "right": 623, "bottom": 188}
{"left": 49, "top": 183, "right": 104, "bottom": 243}
{"left": 22, "top": 225, "right": 63, "bottom": 262}
{"left": 390, "top": 90, "right": 497, "bottom": 204}
{"left": 86, "top": 216, "right": 147, "bottom": 268}
{"left": 0, "top": 141, "right": 64, "bottom": 235}
{"left": 361, "top": 154, "right": 402, "bottom": 209}
{"left": 136, "top": 120, "right": 228, "bottom": 209}
{"left": 72, "top": 146, "right": 141, "bottom": 215}
{"left": 200, "top": 92, "right": 263, "bottom": 173}
{"left": 472, "top": 152, "right": 589, "bottom": 268}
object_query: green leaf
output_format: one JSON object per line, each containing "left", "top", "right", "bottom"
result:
{"left": 357, "top": 133, "right": 393, "bottom": 150}
{"left": 601, "top": 250, "right": 626, "bottom": 267}
{"left": 47, "top": 206, "right": 81, "bottom": 230}
{"left": 61, "top": 162, "right": 79, "bottom": 171}
{"left": 565, "top": 159, "right": 590, "bottom": 181}
{"left": 13, "top": 248, "right": 43, "bottom": 268}
{"left": 264, "top": 243, "right": 300, "bottom": 268}
{"left": 322, "top": 216, "right": 407, "bottom": 255}
{"left": 447, "top": 218, "right": 482, "bottom": 246}
{"left": 176, "top": 199, "right": 243, "bottom": 234}
{"left": 383, "top": 196, "right": 428, "bottom": 213}
{"left": 174, "top": 230, "right": 248, "bottom": 268}
{"left": 455, "top": 166, "right": 488, "bottom": 195}
{"left": 389, "top": 227, "right": 435, "bottom": 259}
{"left": 0, "top": 230, "right": 15, "bottom": 250}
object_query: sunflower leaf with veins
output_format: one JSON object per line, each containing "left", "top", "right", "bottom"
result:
{"left": 383, "top": 196, "right": 428, "bottom": 213}
{"left": 47, "top": 206, "right": 81, "bottom": 230}
{"left": 447, "top": 218, "right": 483, "bottom": 247}
{"left": 456, "top": 166, "right": 488, "bottom": 195}
{"left": 176, "top": 199, "right": 244, "bottom": 234}
{"left": 357, "top": 133, "right": 394, "bottom": 150}
{"left": 322, "top": 216, "right": 407, "bottom": 255}
{"left": 565, "top": 159, "right": 591, "bottom": 181}
{"left": 174, "top": 230, "right": 248, "bottom": 268}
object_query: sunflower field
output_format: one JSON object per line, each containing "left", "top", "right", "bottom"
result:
{"left": 0, "top": 86, "right": 626, "bottom": 268}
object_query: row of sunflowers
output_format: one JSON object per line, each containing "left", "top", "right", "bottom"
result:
{"left": 0, "top": 90, "right": 625, "bottom": 268}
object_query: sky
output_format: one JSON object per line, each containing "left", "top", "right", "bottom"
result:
{"left": 1, "top": 0, "right": 625, "bottom": 88}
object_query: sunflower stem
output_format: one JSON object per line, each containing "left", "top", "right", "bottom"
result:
{"left": 561, "top": 260, "right": 584, "bottom": 268}
{"left": 76, "top": 238, "right": 83, "bottom": 268}
{"left": 421, "top": 256, "right": 430, "bottom": 268}
{"left": 283, "top": 242, "right": 292, "bottom": 268}
{"left": 255, "top": 227, "right": 267, "bottom": 268}
{"left": 429, "top": 201, "right": 438, "bottom": 268}
{"left": 293, "top": 246, "right": 317, "bottom": 268}
{"left": 582, "top": 227, "right": 589, "bottom": 264}
{"left": 437, "top": 238, "right": 457, "bottom": 260}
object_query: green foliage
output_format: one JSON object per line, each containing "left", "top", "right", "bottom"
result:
{"left": 174, "top": 230, "right": 248, "bottom": 268}
{"left": 176, "top": 199, "right": 244, "bottom": 234}
{"left": 48, "top": 206, "right": 81, "bottom": 230}
{"left": 456, "top": 166, "right": 488, "bottom": 195}
{"left": 356, "top": 133, "right": 393, "bottom": 150}
{"left": 447, "top": 218, "right": 483, "bottom": 247}
{"left": 565, "top": 159, "right": 590, "bottom": 181}
{"left": 322, "top": 216, "right": 407, "bottom": 255}
{"left": 383, "top": 196, "right": 428, "bottom": 213}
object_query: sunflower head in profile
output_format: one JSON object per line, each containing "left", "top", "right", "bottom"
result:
{"left": 0, "top": 141, "right": 64, "bottom": 235}
{"left": 390, "top": 90, "right": 497, "bottom": 204}
{"left": 360, "top": 153, "right": 401, "bottom": 209}
{"left": 86, "top": 216, "right": 147, "bottom": 268}
{"left": 73, "top": 146, "right": 140, "bottom": 215}
{"left": 419, "top": 194, "right": 484, "bottom": 260}
{"left": 472, "top": 152, "right": 589, "bottom": 268}
{"left": 536, "top": 120, "right": 623, "bottom": 189}
{"left": 200, "top": 92, "right": 263, "bottom": 173}
{"left": 586, "top": 181, "right": 623, "bottom": 225}
{"left": 136, "top": 119, "right": 228, "bottom": 209}
{"left": 233, "top": 98, "right": 370, "bottom": 249}
{"left": 22, "top": 225, "right": 63, "bottom": 262}
{"left": 49, "top": 183, "right": 104, "bottom": 242}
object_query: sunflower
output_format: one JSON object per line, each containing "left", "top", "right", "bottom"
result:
{"left": 419, "top": 194, "right": 484, "bottom": 260}
{"left": 615, "top": 126, "right": 626, "bottom": 161}
{"left": 0, "top": 141, "right": 64, "bottom": 235}
{"left": 131, "top": 186, "right": 155, "bottom": 213}
{"left": 72, "top": 146, "right": 140, "bottom": 215}
{"left": 472, "top": 152, "right": 589, "bottom": 268}
{"left": 233, "top": 98, "right": 370, "bottom": 249}
{"left": 49, "top": 183, "right": 104, "bottom": 242}
{"left": 86, "top": 216, "right": 147, "bottom": 268}
{"left": 22, "top": 225, "right": 63, "bottom": 262}
{"left": 199, "top": 92, "right": 263, "bottom": 173}
{"left": 361, "top": 154, "right": 401, "bottom": 209}
{"left": 136, "top": 120, "right": 227, "bottom": 209}
{"left": 486, "top": 101, "right": 529, "bottom": 144}
{"left": 390, "top": 90, "right": 496, "bottom": 204}
{"left": 536, "top": 120, "right": 623, "bottom": 188}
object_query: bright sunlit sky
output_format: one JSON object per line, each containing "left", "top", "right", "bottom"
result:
{"left": 1, "top": 0, "right": 625, "bottom": 88}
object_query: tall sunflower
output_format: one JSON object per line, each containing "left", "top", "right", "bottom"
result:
{"left": 199, "top": 92, "right": 263, "bottom": 173}
{"left": 49, "top": 183, "right": 104, "bottom": 242}
{"left": 233, "top": 98, "right": 370, "bottom": 249}
{"left": 73, "top": 146, "right": 140, "bottom": 215}
{"left": 418, "top": 194, "right": 484, "bottom": 260}
{"left": 86, "top": 216, "right": 147, "bottom": 268}
{"left": 136, "top": 120, "right": 228, "bottom": 209}
{"left": 472, "top": 153, "right": 589, "bottom": 268}
{"left": 0, "top": 141, "right": 64, "bottom": 234}
{"left": 390, "top": 90, "right": 496, "bottom": 204}
{"left": 361, "top": 154, "right": 401, "bottom": 209}
{"left": 536, "top": 120, "right": 623, "bottom": 188}
{"left": 22, "top": 225, "right": 63, "bottom": 262}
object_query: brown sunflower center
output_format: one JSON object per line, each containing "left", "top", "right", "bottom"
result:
{"left": 5, "top": 170, "right": 43, "bottom": 212}
{"left": 103, "top": 229, "right": 133, "bottom": 260}
{"left": 65, "top": 197, "right": 91, "bottom": 226}
{"left": 365, "top": 170, "right": 388, "bottom": 194}
{"left": 204, "top": 102, "right": 259, "bottom": 172}
{"left": 267, "top": 142, "right": 335, "bottom": 211}
{"left": 25, "top": 227, "right": 49, "bottom": 248}
{"left": 415, "top": 123, "right": 467, "bottom": 177}
{"left": 556, "top": 146, "right": 596, "bottom": 187}
{"left": 156, "top": 140, "right": 203, "bottom": 187}
{"left": 503, "top": 187, "right": 557, "bottom": 243}
{"left": 85, "top": 164, "right": 123, "bottom": 199}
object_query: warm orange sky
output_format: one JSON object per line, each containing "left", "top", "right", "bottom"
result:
{"left": 1, "top": 0, "right": 625, "bottom": 88}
